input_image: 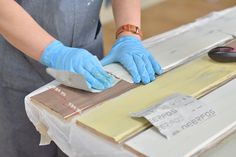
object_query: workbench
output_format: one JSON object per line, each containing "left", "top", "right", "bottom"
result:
{"left": 25, "top": 7, "right": 236, "bottom": 157}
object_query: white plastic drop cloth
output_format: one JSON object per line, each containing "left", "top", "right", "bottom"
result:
{"left": 25, "top": 81, "right": 136, "bottom": 157}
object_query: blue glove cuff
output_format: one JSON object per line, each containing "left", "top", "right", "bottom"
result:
{"left": 40, "top": 40, "right": 64, "bottom": 67}
{"left": 116, "top": 36, "right": 141, "bottom": 44}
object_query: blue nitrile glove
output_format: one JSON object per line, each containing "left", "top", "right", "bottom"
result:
{"left": 40, "top": 40, "right": 114, "bottom": 90}
{"left": 101, "top": 36, "right": 162, "bottom": 84}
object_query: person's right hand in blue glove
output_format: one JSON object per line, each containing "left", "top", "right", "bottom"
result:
{"left": 40, "top": 40, "right": 114, "bottom": 90}
{"left": 101, "top": 36, "right": 162, "bottom": 84}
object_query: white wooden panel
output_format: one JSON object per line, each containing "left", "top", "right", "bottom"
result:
{"left": 146, "top": 28, "right": 231, "bottom": 71}
{"left": 206, "top": 8, "right": 236, "bottom": 36}
{"left": 201, "top": 131, "right": 236, "bottom": 157}
{"left": 104, "top": 29, "right": 232, "bottom": 83}
{"left": 125, "top": 79, "right": 236, "bottom": 157}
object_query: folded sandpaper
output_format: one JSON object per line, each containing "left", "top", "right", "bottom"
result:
{"left": 46, "top": 68, "right": 119, "bottom": 93}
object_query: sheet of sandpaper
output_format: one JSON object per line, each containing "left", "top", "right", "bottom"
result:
{"left": 30, "top": 81, "right": 137, "bottom": 119}
{"left": 46, "top": 68, "right": 119, "bottom": 93}
{"left": 76, "top": 55, "right": 236, "bottom": 143}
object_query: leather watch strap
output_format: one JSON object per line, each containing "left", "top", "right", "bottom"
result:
{"left": 116, "top": 24, "right": 143, "bottom": 39}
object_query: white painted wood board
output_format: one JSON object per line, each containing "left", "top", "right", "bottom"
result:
{"left": 205, "top": 7, "right": 236, "bottom": 36}
{"left": 146, "top": 28, "right": 231, "bottom": 72}
{"left": 125, "top": 79, "right": 236, "bottom": 157}
{"left": 104, "top": 29, "right": 232, "bottom": 83}
{"left": 201, "top": 131, "right": 236, "bottom": 157}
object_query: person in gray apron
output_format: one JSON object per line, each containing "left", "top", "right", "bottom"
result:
{"left": 0, "top": 0, "right": 162, "bottom": 156}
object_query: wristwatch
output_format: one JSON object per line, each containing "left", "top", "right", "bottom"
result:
{"left": 116, "top": 24, "right": 143, "bottom": 39}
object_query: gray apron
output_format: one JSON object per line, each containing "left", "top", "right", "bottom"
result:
{"left": 0, "top": 0, "right": 104, "bottom": 156}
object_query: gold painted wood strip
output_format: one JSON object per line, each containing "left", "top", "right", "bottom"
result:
{"left": 77, "top": 56, "right": 236, "bottom": 143}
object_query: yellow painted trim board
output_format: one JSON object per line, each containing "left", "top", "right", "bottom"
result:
{"left": 77, "top": 56, "right": 236, "bottom": 143}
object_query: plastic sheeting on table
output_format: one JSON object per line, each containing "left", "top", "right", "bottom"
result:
{"left": 25, "top": 81, "right": 136, "bottom": 157}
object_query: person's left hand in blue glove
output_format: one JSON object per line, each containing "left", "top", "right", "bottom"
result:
{"left": 101, "top": 36, "right": 162, "bottom": 84}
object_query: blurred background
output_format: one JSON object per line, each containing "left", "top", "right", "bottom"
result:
{"left": 101, "top": 0, "right": 236, "bottom": 55}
